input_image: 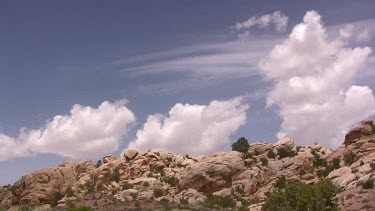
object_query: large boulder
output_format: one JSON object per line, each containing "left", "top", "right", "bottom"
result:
{"left": 11, "top": 161, "right": 94, "bottom": 206}
{"left": 124, "top": 150, "right": 139, "bottom": 161}
{"left": 179, "top": 151, "right": 245, "bottom": 192}
{"left": 274, "top": 138, "right": 294, "bottom": 151}
{"left": 248, "top": 142, "right": 273, "bottom": 155}
{"left": 103, "top": 154, "right": 116, "bottom": 163}
{"left": 344, "top": 124, "right": 373, "bottom": 146}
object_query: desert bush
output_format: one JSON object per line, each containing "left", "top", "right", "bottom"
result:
{"left": 67, "top": 205, "right": 92, "bottom": 211}
{"left": 267, "top": 150, "right": 276, "bottom": 159}
{"left": 263, "top": 179, "right": 339, "bottom": 211}
{"left": 232, "top": 137, "right": 250, "bottom": 154}
{"left": 154, "top": 188, "right": 164, "bottom": 198}
{"left": 277, "top": 148, "right": 297, "bottom": 159}
{"left": 274, "top": 175, "right": 287, "bottom": 189}
{"left": 332, "top": 158, "right": 341, "bottom": 169}
{"left": 65, "top": 186, "right": 74, "bottom": 197}
{"left": 261, "top": 157, "right": 268, "bottom": 166}
{"left": 162, "top": 176, "right": 179, "bottom": 187}
{"left": 95, "top": 160, "right": 102, "bottom": 168}
{"left": 360, "top": 160, "right": 365, "bottom": 166}
{"left": 112, "top": 167, "right": 120, "bottom": 183}
{"left": 205, "top": 193, "right": 235, "bottom": 208}
{"left": 17, "top": 205, "right": 32, "bottom": 211}
{"left": 122, "top": 183, "right": 133, "bottom": 190}
{"left": 343, "top": 152, "right": 356, "bottom": 166}
{"left": 85, "top": 173, "right": 98, "bottom": 194}
{"left": 361, "top": 179, "right": 374, "bottom": 189}
{"left": 0, "top": 200, "right": 11, "bottom": 211}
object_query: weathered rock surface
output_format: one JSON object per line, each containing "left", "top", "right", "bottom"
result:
{"left": 179, "top": 151, "right": 245, "bottom": 192}
{"left": 2, "top": 120, "right": 375, "bottom": 210}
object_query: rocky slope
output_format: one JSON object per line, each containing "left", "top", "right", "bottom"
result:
{"left": 1, "top": 120, "right": 375, "bottom": 210}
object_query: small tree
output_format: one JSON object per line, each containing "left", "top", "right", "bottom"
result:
{"left": 232, "top": 137, "right": 250, "bottom": 153}
{"left": 95, "top": 160, "right": 102, "bottom": 168}
{"left": 267, "top": 150, "right": 276, "bottom": 159}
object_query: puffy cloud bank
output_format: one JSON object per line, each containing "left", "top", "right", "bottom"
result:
{"left": 126, "top": 98, "right": 249, "bottom": 155}
{"left": 234, "top": 11, "right": 289, "bottom": 33}
{"left": 0, "top": 100, "right": 135, "bottom": 161}
{"left": 259, "top": 10, "right": 375, "bottom": 148}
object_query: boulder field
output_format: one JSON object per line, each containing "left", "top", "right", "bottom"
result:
{"left": 1, "top": 120, "right": 375, "bottom": 210}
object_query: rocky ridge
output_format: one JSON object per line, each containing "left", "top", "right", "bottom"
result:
{"left": 1, "top": 120, "right": 375, "bottom": 210}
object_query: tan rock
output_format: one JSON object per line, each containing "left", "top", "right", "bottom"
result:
{"left": 124, "top": 150, "right": 139, "bottom": 161}
{"left": 173, "top": 189, "right": 206, "bottom": 206}
{"left": 344, "top": 124, "right": 373, "bottom": 146}
{"left": 274, "top": 137, "right": 294, "bottom": 151}
{"left": 179, "top": 151, "right": 245, "bottom": 192}
{"left": 103, "top": 154, "right": 116, "bottom": 163}
{"left": 248, "top": 142, "right": 274, "bottom": 155}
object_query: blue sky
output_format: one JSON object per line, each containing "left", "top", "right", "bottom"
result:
{"left": 1, "top": 1, "right": 375, "bottom": 185}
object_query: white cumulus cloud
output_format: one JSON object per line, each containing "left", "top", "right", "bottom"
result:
{"left": 234, "top": 11, "right": 288, "bottom": 33}
{"left": 357, "top": 28, "right": 372, "bottom": 42}
{"left": 126, "top": 97, "right": 249, "bottom": 155}
{"left": 259, "top": 10, "right": 375, "bottom": 148}
{"left": 0, "top": 100, "right": 136, "bottom": 161}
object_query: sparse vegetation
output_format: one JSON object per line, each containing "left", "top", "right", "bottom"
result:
{"left": 261, "top": 157, "right": 268, "bottom": 166}
{"left": 122, "top": 183, "right": 134, "bottom": 190}
{"left": 267, "top": 150, "right": 276, "bottom": 159}
{"left": 296, "top": 146, "right": 303, "bottom": 152}
{"left": 153, "top": 188, "right": 164, "bottom": 198}
{"left": 277, "top": 148, "right": 297, "bottom": 159}
{"left": 361, "top": 179, "right": 374, "bottom": 189}
{"left": 65, "top": 185, "right": 74, "bottom": 197}
{"left": 333, "top": 158, "right": 341, "bottom": 169}
{"left": 205, "top": 193, "right": 236, "bottom": 209}
{"left": 17, "top": 205, "right": 32, "bottom": 211}
{"left": 95, "top": 160, "right": 102, "bottom": 168}
{"left": 343, "top": 151, "right": 356, "bottom": 166}
{"left": 112, "top": 167, "right": 120, "bottom": 183}
{"left": 263, "top": 179, "right": 339, "bottom": 211}
{"left": 232, "top": 137, "right": 250, "bottom": 154}
{"left": 274, "top": 175, "right": 287, "bottom": 189}
{"left": 67, "top": 205, "right": 92, "bottom": 211}
{"left": 162, "top": 176, "right": 179, "bottom": 187}
{"left": 85, "top": 173, "right": 98, "bottom": 194}
{"left": 0, "top": 200, "right": 10, "bottom": 211}
{"left": 360, "top": 160, "right": 365, "bottom": 166}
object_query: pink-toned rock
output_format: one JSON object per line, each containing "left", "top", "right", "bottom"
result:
{"left": 344, "top": 124, "right": 373, "bottom": 146}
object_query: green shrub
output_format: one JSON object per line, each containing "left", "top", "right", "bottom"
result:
{"left": 67, "top": 205, "right": 92, "bottom": 211}
{"left": 274, "top": 175, "right": 287, "bottom": 189}
{"left": 343, "top": 152, "right": 356, "bottom": 166}
{"left": 85, "top": 173, "right": 97, "bottom": 194}
{"left": 65, "top": 185, "right": 74, "bottom": 197}
{"left": 154, "top": 188, "right": 164, "bottom": 198}
{"left": 313, "top": 154, "right": 327, "bottom": 168}
{"left": 130, "top": 192, "right": 138, "bottom": 201}
{"left": 17, "top": 205, "right": 32, "bottom": 211}
{"left": 277, "top": 148, "right": 297, "bottom": 159}
{"left": 95, "top": 160, "right": 102, "bottom": 168}
{"left": 332, "top": 158, "right": 341, "bottom": 169}
{"left": 205, "top": 193, "right": 235, "bottom": 208}
{"left": 263, "top": 179, "right": 339, "bottom": 211}
{"left": 261, "top": 157, "right": 268, "bottom": 166}
{"left": 122, "top": 183, "right": 134, "bottom": 190}
{"left": 361, "top": 179, "right": 374, "bottom": 189}
{"left": 232, "top": 137, "right": 250, "bottom": 154}
{"left": 360, "top": 160, "right": 365, "bottom": 166}
{"left": 244, "top": 152, "right": 253, "bottom": 159}
{"left": 143, "top": 181, "right": 150, "bottom": 187}
{"left": 112, "top": 167, "right": 120, "bottom": 183}
{"left": 371, "top": 162, "right": 375, "bottom": 170}
{"left": 164, "top": 156, "right": 173, "bottom": 163}
{"left": 296, "top": 146, "right": 303, "bottom": 152}
{"left": 0, "top": 200, "right": 11, "bottom": 211}
{"left": 372, "top": 125, "right": 375, "bottom": 134}
{"left": 267, "top": 150, "right": 276, "bottom": 159}
{"left": 162, "top": 176, "right": 179, "bottom": 187}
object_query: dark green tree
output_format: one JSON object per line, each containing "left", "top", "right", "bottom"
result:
{"left": 231, "top": 137, "right": 250, "bottom": 153}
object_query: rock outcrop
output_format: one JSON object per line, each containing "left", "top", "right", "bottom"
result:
{"left": 1, "top": 120, "right": 375, "bottom": 210}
